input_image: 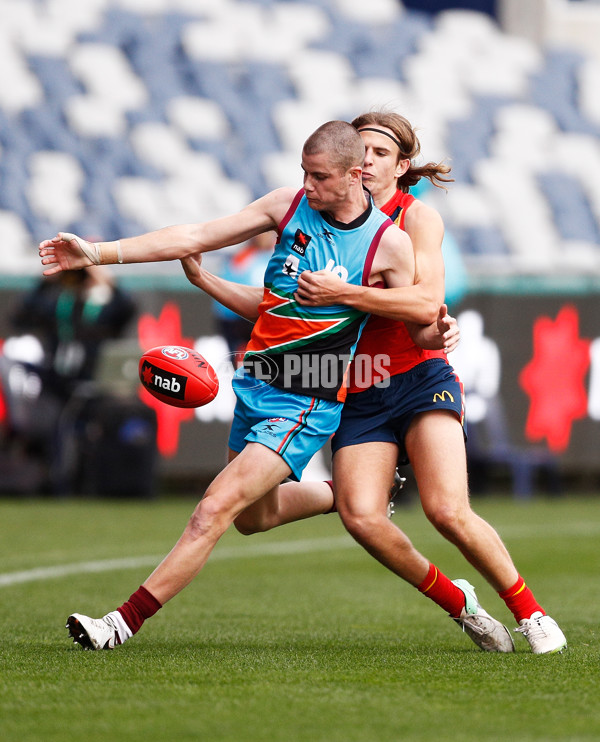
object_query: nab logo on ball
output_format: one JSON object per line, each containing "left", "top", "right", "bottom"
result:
{"left": 140, "top": 359, "right": 187, "bottom": 402}
{"left": 139, "top": 345, "right": 219, "bottom": 408}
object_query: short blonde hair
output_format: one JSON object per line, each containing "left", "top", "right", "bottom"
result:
{"left": 303, "top": 120, "right": 365, "bottom": 173}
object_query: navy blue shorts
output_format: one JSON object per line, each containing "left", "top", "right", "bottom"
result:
{"left": 331, "top": 358, "right": 465, "bottom": 464}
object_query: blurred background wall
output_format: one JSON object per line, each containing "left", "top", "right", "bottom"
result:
{"left": 0, "top": 0, "right": 599, "bottom": 495}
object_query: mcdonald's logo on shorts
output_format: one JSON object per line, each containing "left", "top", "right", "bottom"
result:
{"left": 433, "top": 390, "right": 455, "bottom": 403}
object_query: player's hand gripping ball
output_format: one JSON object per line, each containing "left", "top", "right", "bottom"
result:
{"left": 139, "top": 345, "right": 219, "bottom": 408}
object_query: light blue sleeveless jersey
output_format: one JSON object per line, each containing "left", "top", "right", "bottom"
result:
{"left": 243, "top": 188, "right": 392, "bottom": 401}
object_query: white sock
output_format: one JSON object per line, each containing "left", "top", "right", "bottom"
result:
{"left": 105, "top": 610, "right": 133, "bottom": 643}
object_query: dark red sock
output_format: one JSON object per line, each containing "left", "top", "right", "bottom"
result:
{"left": 498, "top": 576, "right": 544, "bottom": 623}
{"left": 117, "top": 585, "right": 162, "bottom": 635}
{"left": 323, "top": 480, "right": 337, "bottom": 513}
{"left": 417, "top": 563, "right": 465, "bottom": 618}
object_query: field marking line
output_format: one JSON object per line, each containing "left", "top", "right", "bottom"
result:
{"left": 0, "top": 535, "right": 356, "bottom": 588}
{"left": 1, "top": 518, "right": 599, "bottom": 589}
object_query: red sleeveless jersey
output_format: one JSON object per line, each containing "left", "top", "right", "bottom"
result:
{"left": 347, "top": 190, "right": 446, "bottom": 393}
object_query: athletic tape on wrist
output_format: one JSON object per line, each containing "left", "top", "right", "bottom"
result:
{"left": 60, "top": 233, "right": 122, "bottom": 265}
{"left": 100, "top": 241, "right": 123, "bottom": 265}
{"left": 61, "top": 232, "right": 102, "bottom": 264}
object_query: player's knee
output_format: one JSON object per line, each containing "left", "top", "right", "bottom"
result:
{"left": 424, "top": 500, "right": 467, "bottom": 539}
{"left": 338, "top": 505, "right": 381, "bottom": 542}
{"left": 187, "top": 493, "right": 235, "bottom": 540}
{"left": 186, "top": 502, "right": 217, "bottom": 541}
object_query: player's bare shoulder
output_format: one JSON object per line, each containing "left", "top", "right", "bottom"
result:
{"left": 403, "top": 198, "right": 444, "bottom": 239}
{"left": 248, "top": 186, "right": 299, "bottom": 225}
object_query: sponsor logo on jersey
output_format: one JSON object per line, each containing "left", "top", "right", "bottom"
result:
{"left": 318, "top": 227, "right": 335, "bottom": 244}
{"left": 433, "top": 390, "right": 455, "bottom": 403}
{"left": 161, "top": 346, "right": 189, "bottom": 361}
{"left": 291, "top": 228, "right": 312, "bottom": 255}
{"left": 283, "top": 254, "right": 300, "bottom": 278}
{"left": 140, "top": 360, "right": 187, "bottom": 401}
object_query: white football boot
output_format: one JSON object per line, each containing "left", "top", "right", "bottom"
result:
{"left": 66, "top": 612, "right": 124, "bottom": 650}
{"left": 452, "top": 579, "right": 515, "bottom": 652}
{"left": 515, "top": 611, "right": 567, "bottom": 654}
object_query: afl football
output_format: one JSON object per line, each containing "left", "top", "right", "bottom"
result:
{"left": 139, "top": 345, "right": 219, "bottom": 408}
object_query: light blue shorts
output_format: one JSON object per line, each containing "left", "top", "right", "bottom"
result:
{"left": 228, "top": 369, "right": 341, "bottom": 481}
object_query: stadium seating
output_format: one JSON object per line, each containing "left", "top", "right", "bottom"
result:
{"left": 0, "top": 0, "right": 599, "bottom": 279}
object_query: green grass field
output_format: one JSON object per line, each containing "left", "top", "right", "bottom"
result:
{"left": 0, "top": 494, "right": 598, "bottom": 742}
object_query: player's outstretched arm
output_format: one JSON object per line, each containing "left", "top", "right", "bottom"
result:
{"left": 181, "top": 254, "right": 263, "bottom": 322}
{"left": 39, "top": 233, "right": 112, "bottom": 275}
{"left": 39, "top": 188, "right": 296, "bottom": 276}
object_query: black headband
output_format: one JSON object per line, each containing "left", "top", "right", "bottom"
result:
{"left": 358, "top": 127, "right": 403, "bottom": 152}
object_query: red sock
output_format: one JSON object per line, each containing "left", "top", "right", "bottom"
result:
{"left": 117, "top": 585, "right": 162, "bottom": 635}
{"left": 417, "top": 563, "right": 466, "bottom": 618}
{"left": 498, "top": 576, "right": 544, "bottom": 623}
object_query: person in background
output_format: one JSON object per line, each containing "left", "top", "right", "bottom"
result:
{"left": 10, "top": 265, "right": 136, "bottom": 401}
{"left": 6, "top": 264, "right": 136, "bottom": 492}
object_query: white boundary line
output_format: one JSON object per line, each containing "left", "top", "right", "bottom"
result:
{"left": 1, "top": 519, "right": 598, "bottom": 589}
{"left": 0, "top": 536, "right": 356, "bottom": 588}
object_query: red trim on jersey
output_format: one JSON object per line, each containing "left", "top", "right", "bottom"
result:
{"left": 381, "top": 190, "right": 415, "bottom": 229}
{"left": 361, "top": 219, "right": 393, "bottom": 287}
{"left": 277, "top": 188, "right": 304, "bottom": 242}
{"left": 337, "top": 364, "right": 350, "bottom": 403}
